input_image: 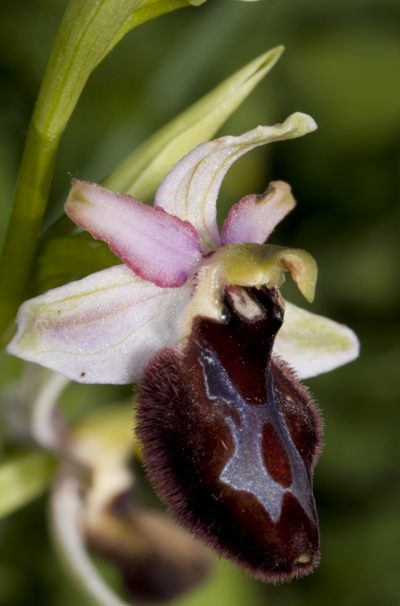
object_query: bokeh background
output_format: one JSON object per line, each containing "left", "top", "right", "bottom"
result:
{"left": 1, "top": 0, "right": 400, "bottom": 604}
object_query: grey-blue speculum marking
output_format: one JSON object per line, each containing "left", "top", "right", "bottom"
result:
{"left": 137, "top": 284, "right": 323, "bottom": 583}
{"left": 199, "top": 346, "right": 313, "bottom": 523}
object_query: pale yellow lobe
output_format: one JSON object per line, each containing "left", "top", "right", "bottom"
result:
{"left": 221, "top": 243, "right": 317, "bottom": 302}
{"left": 280, "top": 305, "right": 355, "bottom": 353}
{"left": 274, "top": 300, "right": 360, "bottom": 379}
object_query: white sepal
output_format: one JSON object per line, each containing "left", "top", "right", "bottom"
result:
{"left": 273, "top": 301, "right": 360, "bottom": 379}
{"left": 7, "top": 265, "right": 193, "bottom": 385}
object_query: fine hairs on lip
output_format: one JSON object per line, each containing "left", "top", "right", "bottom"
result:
{"left": 136, "top": 285, "right": 323, "bottom": 583}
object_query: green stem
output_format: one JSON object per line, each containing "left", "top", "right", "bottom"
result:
{"left": 0, "top": 127, "right": 59, "bottom": 345}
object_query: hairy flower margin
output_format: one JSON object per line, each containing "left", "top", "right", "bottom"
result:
{"left": 7, "top": 112, "right": 359, "bottom": 384}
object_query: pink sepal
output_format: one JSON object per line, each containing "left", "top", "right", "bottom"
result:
{"left": 66, "top": 180, "right": 203, "bottom": 288}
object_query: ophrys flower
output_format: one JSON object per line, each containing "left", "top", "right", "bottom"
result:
{"left": 7, "top": 112, "right": 357, "bottom": 385}
{"left": 7, "top": 112, "right": 359, "bottom": 582}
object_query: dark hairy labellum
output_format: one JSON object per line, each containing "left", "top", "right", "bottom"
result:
{"left": 137, "top": 285, "right": 323, "bottom": 583}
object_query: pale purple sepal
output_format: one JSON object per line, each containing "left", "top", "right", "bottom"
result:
{"left": 273, "top": 301, "right": 360, "bottom": 379}
{"left": 220, "top": 181, "right": 296, "bottom": 246}
{"left": 155, "top": 113, "right": 317, "bottom": 253}
{"left": 7, "top": 266, "right": 193, "bottom": 385}
{"left": 66, "top": 180, "right": 202, "bottom": 288}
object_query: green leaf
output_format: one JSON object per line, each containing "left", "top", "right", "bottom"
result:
{"left": 96, "top": 0, "right": 193, "bottom": 67}
{"left": 35, "top": 235, "right": 121, "bottom": 294}
{"left": 0, "top": 452, "right": 55, "bottom": 519}
{"left": 102, "top": 46, "right": 284, "bottom": 201}
{"left": 36, "top": 0, "right": 191, "bottom": 140}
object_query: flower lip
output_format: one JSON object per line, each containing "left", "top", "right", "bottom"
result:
{"left": 136, "top": 284, "right": 323, "bottom": 583}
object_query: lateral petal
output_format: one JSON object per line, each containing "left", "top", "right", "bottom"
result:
{"left": 273, "top": 301, "right": 360, "bottom": 379}
{"left": 220, "top": 181, "right": 296, "bottom": 245}
{"left": 66, "top": 180, "right": 202, "bottom": 288}
{"left": 7, "top": 265, "right": 193, "bottom": 385}
{"left": 155, "top": 113, "right": 317, "bottom": 253}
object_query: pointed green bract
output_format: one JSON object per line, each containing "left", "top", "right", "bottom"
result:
{"left": 102, "top": 46, "right": 284, "bottom": 200}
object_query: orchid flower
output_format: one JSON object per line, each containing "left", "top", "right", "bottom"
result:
{"left": 7, "top": 112, "right": 359, "bottom": 584}
{"left": 7, "top": 112, "right": 358, "bottom": 384}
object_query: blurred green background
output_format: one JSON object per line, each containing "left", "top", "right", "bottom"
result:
{"left": 1, "top": 0, "right": 400, "bottom": 604}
